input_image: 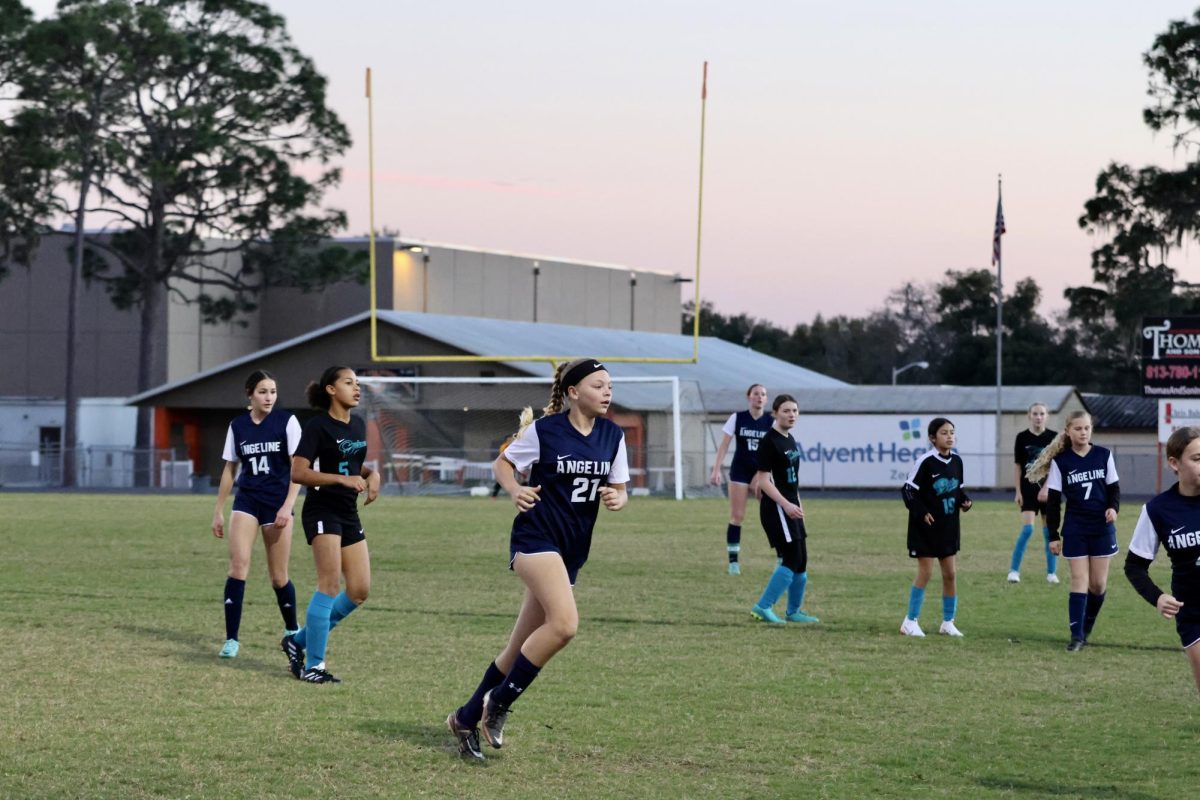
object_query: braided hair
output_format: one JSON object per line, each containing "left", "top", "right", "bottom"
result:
{"left": 516, "top": 358, "right": 591, "bottom": 436}
{"left": 1025, "top": 410, "right": 1090, "bottom": 483}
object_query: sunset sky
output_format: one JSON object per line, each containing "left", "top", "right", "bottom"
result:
{"left": 25, "top": 1, "right": 1200, "bottom": 328}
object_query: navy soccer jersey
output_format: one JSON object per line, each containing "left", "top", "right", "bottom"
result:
{"left": 755, "top": 427, "right": 800, "bottom": 504}
{"left": 222, "top": 408, "right": 301, "bottom": 499}
{"left": 1129, "top": 484, "right": 1200, "bottom": 623}
{"left": 722, "top": 410, "right": 774, "bottom": 482}
{"left": 502, "top": 413, "right": 630, "bottom": 573}
{"left": 293, "top": 413, "right": 369, "bottom": 515}
{"left": 1045, "top": 446, "right": 1119, "bottom": 537}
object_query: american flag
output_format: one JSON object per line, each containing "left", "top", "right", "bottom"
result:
{"left": 992, "top": 191, "right": 1006, "bottom": 266}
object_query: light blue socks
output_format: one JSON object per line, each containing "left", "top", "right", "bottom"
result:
{"left": 942, "top": 594, "right": 957, "bottom": 622}
{"left": 906, "top": 585, "right": 926, "bottom": 621}
{"left": 1010, "top": 524, "right": 1033, "bottom": 571}
{"left": 1044, "top": 527, "right": 1058, "bottom": 574}
{"left": 302, "top": 591, "right": 334, "bottom": 669}
{"left": 757, "top": 565, "right": 795, "bottom": 611}
{"left": 294, "top": 591, "right": 359, "bottom": 649}
{"left": 786, "top": 571, "right": 808, "bottom": 616}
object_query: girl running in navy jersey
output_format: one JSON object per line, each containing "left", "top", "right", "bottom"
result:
{"left": 709, "top": 384, "right": 772, "bottom": 575}
{"left": 282, "top": 366, "right": 380, "bottom": 683}
{"left": 1125, "top": 426, "right": 1200, "bottom": 692}
{"left": 749, "top": 394, "right": 818, "bottom": 625}
{"left": 446, "top": 358, "right": 629, "bottom": 760}
{"left": 900, "top": 418, "right": 972, "bottom": 638}
{"left": 211, "top": 370, "right": 302, "bottom": 659}
{"left": 1008, "top": 402, "right": 1059, "bottom": 584}
{"left": 1026, "top": 410, "right": 1120, "bottom": 652}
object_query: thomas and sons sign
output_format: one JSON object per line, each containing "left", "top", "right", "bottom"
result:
{"left": 1142, "top": 317, "right": 1200, "bottom": 397}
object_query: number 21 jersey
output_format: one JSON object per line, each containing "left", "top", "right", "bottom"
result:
{"left": 503, "top": 412, "right": 630, "bottom": 569}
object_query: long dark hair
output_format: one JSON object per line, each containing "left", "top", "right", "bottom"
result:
{"left": 772, "top": 393, "right": 797, "bottom": 412}
{"left": 244, "top": 369, "right": 275, "bottom": 396}
{"left": 1167, "top": 426, "right": 1200, "bottom": 461}
{"left": 927, "top": 417, "right": 953, "bottom": 440}
{"left": 305, "top": 365, "right": 350, "bottom": 410}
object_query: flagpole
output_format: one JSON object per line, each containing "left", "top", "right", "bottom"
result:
{"left": 692, "top": 61, "right": 708, "bottom": 363}
{"left": 366, "top": 67, "right": 378, "bottom": 360}
{"left": 995, "top": 174, "right": 1004, "bottom": 477}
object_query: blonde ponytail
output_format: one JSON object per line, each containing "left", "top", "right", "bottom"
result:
{"left": 1025, "top": 410, "right": 1091, "bottom": 482}
{"left": 515, "top": 359, "right": 585, "bottom": 438}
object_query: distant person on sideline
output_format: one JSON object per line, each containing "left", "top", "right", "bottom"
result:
{"left": 1008, "top": 402, "right": 1059, "bottom": 584}
{"left": 709, "top": 384, "right": 772, "bottom": 575}
{"left": 748, "top": 394, "right": 818, "bottom": 626}
{"left": 900, "top": 417, "right": 972, "bottom": 638}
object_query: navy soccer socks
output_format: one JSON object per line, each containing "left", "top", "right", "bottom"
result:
{"left": 274, "top": 580, "right": 298, "bottom": 631}
{"left": 223, "top": 577, "right": 246, "bottom": 641}
{"left": 1084, "top": 591, "right": 1106, "bottom": 639}
{"left": 726, "top": 523, "right": 741, "bottom": 564}
{"left": 491, "top": 653, "right": 542, "bottom": 709}
{"left": 1068, "top": 592, "right": 1087, "bottom": 642}
{"left": 457, "top": 661, "right": 506, "bottom": 727}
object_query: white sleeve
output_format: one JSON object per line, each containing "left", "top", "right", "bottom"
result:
{"left": 1105, "top": 452, "right": 1119, "bottom": 484}
{"left": 286, "top": 415, "right": 302, "bottom": 456}
{"left": 1046, "top": 460, "right": 1062, "bottom": 493}
{"left": 721, "top": 413, "right": 737, "bottom": 437}
{"left": 221, "top": 425, "right": 237, "bottom": 462}
{"left": 503, "top": 423, "right": 541, "bottom": 474}
{"left": 904, "top": 451, "right": 927, "bottom": 488}
{"left": 608, "top": 435, "right": 630, "bottom": 484}
{"left": 1127, "top": 505, "right": 1160, "bottom": 560}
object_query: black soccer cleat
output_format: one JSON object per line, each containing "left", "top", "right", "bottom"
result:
{"left": 1066, "top": 638, "right": 1085, "bottom": 652}
{"left": 281, "top": 634, "right": 305, "bottom": 679}
{"left": 300, "top": 665, "right": 342, "bottom": 684}
{"left": 446, "top": 712, "right": 485, "bottom": 761}
{"left": 479, "top": 689, "right": 509, "bottom": 749}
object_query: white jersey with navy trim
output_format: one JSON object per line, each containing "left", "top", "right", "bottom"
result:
{"left": 504, "top": 413, "right": 629, "bottom": 564}
{"left": 1129, "top": 484, "right": 1200, "bottom": 622}
{"left": 222, "top": 408, "right": 301, "bottom": 497}
{"left": 1046, "top": 446, "right": 1118, "bottom": 536}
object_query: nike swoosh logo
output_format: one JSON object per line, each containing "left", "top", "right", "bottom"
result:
{"left": 593, "top": 363, "right": 602, "bottom": 368}
{"left": 557, "top": 454, "right": 571, "bottom": 460}
{"left": 336, "top": 439, "right": 346, "bottom": 444}
{"left": 1172, "top": 526, "right": 1186, "bottom": 534}
{"left": 931, "top": 473, "right": 941, "bottom": 478}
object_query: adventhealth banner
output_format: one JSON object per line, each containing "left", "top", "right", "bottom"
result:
{"left": 789, "top": 414, "right": 997, "bottom": 488}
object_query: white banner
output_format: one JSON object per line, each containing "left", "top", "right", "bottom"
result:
{"left": 1157, "top": 399, "right": 1200, "bottom": 443}
{"left": 789, "top": 414, "right": 997, "bottom": 489}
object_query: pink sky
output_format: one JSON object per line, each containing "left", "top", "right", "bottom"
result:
{"left": 26, "top": 1, "right": 1200, "bottom": 329}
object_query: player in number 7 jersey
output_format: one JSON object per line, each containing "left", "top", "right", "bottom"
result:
{"left": 445, "top": 358, "right": 629, "bottom": 760}
{"left": 1026, "top": 410, "right": 1121, "bottom": 652}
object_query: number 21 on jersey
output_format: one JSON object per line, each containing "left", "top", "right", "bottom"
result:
{"left": 571, "top": 477, "right": 601, "bottom": 502}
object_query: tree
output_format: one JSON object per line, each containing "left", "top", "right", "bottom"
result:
{"left": 17, "top": 1, "right": 141, "bottom": 486}
{"left": 1075, "top": 9, "right": 1200, "bottom": 389}
{"left": 38, "top": 0, "right": 358, "bottom": 470}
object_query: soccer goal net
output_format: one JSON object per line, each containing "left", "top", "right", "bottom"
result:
{"left": 356, "top": 375, "right": 717, "bottom": 499}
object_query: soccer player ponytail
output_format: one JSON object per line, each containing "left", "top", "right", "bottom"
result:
{"left": 305, "top": 365, "right": 349, "bottom": 411}
{"left": 515, "top": 358, "right": 589, "bottom": 438}
{"left": 1025, "top": 410, "right": 1089, "bottom": 482}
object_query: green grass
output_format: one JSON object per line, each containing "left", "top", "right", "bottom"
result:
{"left": 1, "top": 494, "right": 1195, "bottom": 799}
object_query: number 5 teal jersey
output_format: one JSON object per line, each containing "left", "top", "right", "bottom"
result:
{"left": 902, "top": 448, "right": 970, "bottom": 557}
{"left": 293, "top": 413, "right": 369, "bottom": 515}
{"left": 502, "top": 413, "right": 630, "bottom": 576}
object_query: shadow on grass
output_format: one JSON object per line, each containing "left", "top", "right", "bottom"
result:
{"left": 357, "top": 718, "right": 493, "bottom": 765}
{"left": 977, "top": 776, "right": 1159, "bottom": 799}
{"left": 114, "top": 623, "right": 292, "bottom": 678}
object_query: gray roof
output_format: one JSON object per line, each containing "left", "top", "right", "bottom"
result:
{"left": 771, "top": 385, "right": 1080, "bottom": 416}
{"left": 1080, "top": 393, "right": 1157, "bottom": 430}
{"left": 129, "top": 310, "right": 847, "bottom": 411}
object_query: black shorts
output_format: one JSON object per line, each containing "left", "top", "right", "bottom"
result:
{"left": 1017, "top": 480, "right": 1046, "bottom": 514}
{"left": 728, "top": 462, "right": 757, "bottom": 485}
{"left": 232, "top": 490, "right": 289, "bottom": 527}
{"left": 301, "top": 505, "right": 365, "bottom": 547}
{"left": 759, "top": 500, "right": 806, "bottom": 550}
{"left": 1178, "top": 619, "right": 1200, "bottom": 650}
{"left": 907, "top": 519, "right": 959, "bottom": 559}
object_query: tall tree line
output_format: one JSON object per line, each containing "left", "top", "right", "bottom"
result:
{"left": 688, "top": 8, "right": 1200, "bottom": 394}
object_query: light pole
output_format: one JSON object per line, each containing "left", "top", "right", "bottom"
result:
{"left": 892, "top": 360, "right": 929, "bottom": 385}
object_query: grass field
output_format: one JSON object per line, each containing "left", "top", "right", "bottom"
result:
{"left": 1, "top": 493, "right": 1196, "bottom": 799}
